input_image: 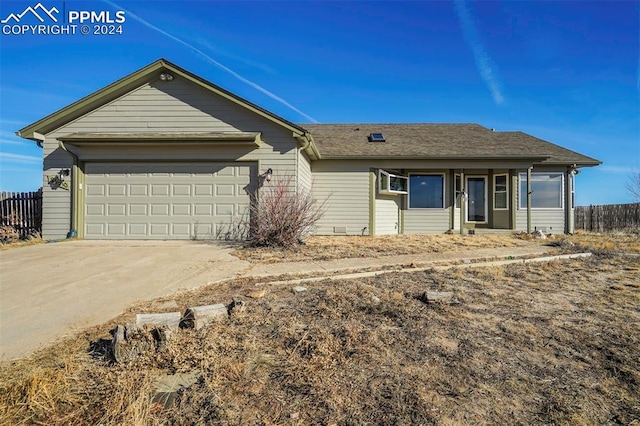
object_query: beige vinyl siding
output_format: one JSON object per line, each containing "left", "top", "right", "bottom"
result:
{"left": 404, "top": 209, "right": 451, "bottom": 233}
{"left": 515, "top": 168, "right": 566, "bottom": 233}
{"left": 312, "top": 161, "right": 370, "bottom": 235}
{"left": 41, "top": 75, "right": 299, "bottom": 240}
{"left": 515, "top": 210, "right": 565, "bottom": 233}
{"left": 404, "top": 170, "right": 451, "bottom": 234}
{"left": 41, "top": 143, "right": 74, "bottom": 240}
{"left": 375, "top": 195, "right": 400, "bottom": 234}
{"left": 298, "top": 150, "right": 312, "bottom": 193}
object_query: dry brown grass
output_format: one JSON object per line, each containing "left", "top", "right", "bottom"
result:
{"left": 1, "top": 234, "right": 639, "bottom": 425}
{"left": 233, "top": 233, "right": 533, "bottom": 264}
{"left": 568, "top": 231, "right": 640, "bottom": 254}
{"left": 0, "top": 237, "right": 44, "bottom": 251}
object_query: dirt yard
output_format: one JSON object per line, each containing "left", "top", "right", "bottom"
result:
{"left": 1, "top": 233, "right": 638, "bottom": 425}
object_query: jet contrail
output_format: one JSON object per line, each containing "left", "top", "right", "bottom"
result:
{"left": 453, "top": 0, "right": 505, "bottom": 105}
{"left": 103, "top": 0, "right": 319, "bottom": 123}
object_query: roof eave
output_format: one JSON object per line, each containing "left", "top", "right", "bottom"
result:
{"left": 319, "top": 155, "right": 550, "bottom": 161}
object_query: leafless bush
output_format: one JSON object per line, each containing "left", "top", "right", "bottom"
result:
{"left": 248, "top": 175, "right": 326, "bottom": 248}
{"left": 0, "top": 225, "right": 20, "bottom": 244}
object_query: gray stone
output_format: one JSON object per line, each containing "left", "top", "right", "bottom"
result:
{"left": 151, "top": 371, "right": 202, "bottom": 409}
{"left": 421, "top": 291, "right": 454, "bottom": 304}
{"left": 292, "top": 286, "right": 308, "bottom": 293}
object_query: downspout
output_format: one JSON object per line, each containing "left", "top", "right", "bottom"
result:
{"left": 526, "top": 166, "right": 532, "bottom": 234}
{"left": 58, "top": 141, "right": 79, "bottom": 238}
{"left": 566, "top": 165, "right": 576, "bottom": 234}
{"left": 297, "top": 133, "right": 311, "bottom": 190}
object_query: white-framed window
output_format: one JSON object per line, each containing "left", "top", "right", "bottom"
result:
{"left": 378, "top": 170, "right": 408, "bottom": 195}
{"left": 493, "top": 174, "right": 508, "bottom": 210}
{"left": 409, "top": 174, "right": 445, "bottom": 209}
{"left": 454, "top": 173, "right": 462, "bottom": 208}
{"left": 519, "top": 172, "right": 564, "bottom": 209}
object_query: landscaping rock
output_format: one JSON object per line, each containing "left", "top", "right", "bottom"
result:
{"left": 533, "top": 229, "right": 547, "bottom": 239}
{"left": 420, "top": 291, "right": 454, "bottom": 304}
{"left": 151, "top": 371, "right": 202, "bottom": 409}
{"left": 292, "top": 286, "right": 308, "bottom": 293}
{"left": 245, "top": 288, "right": 266, "bottom": 299}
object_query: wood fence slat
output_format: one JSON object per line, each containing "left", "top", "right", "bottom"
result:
{"left": 575, "top": 203, "right": 640, "bottom": 233}
{"left": 0, "top": 189, "right": 43, "bottom": 237}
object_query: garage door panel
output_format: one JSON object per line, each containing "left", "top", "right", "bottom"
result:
{"left": 172, "top": 184, "right": 191, "bottom": 196}
{"left": 107, "top": 223, "right": 126, "bottom": 236}
{"left": 130, "top": 184, "right": 148, "bottom": 196}
{"left": 129, "top": 223, "right": 147, "bottom": 235}
{"left": 172, "top": 204, "right": 191, "bottom": 215}
{"left": 84, "top": 162, "right": 254, "bottom": 239}
{"left": 107, "top": 204, "right": 126, "bottom": 216}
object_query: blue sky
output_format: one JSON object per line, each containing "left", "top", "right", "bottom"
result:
{"left": 0, "top": 0, "right": 638, "bottom": 205}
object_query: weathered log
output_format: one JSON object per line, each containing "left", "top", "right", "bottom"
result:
{"left": 111, "top": 324, "right": 128, "bottom": 364}
{"left": 181, "top": 304, "right": 227, "bottom": 329}
{"left": 136, "top": 312, "right": 181, "bottom": 330}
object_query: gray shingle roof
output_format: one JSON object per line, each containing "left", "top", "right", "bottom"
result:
{"left": 301, "top": 123, "right": 601, "bottom": 166}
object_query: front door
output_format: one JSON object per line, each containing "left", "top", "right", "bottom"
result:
{"left": 466, "top": 176, "right": 487, "bottom": 223}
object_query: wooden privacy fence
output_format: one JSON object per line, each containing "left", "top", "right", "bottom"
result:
{"left": 0, "top": 189, "right": 43, "bottom": 237}
{"left": 575, "top": 202, "right": 640, "bottom": 233}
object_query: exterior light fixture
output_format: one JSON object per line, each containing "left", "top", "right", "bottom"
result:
{"left": 263, "top": 168, "right": 273, "bottom": 183}
{"left": 159, "top": 73, "right": 174, "bottom": 81}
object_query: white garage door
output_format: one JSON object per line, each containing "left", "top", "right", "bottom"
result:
{"left": 84, "top": 162, "right": 255, "bottom": 240}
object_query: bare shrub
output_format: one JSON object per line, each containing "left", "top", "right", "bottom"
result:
{"left": 248, "top": 175, "right": 326, "bottom": 248}
{"left": 0, "top": 225, "right": 20, "bottom": 244}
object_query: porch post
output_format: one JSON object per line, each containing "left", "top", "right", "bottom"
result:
{"left": 526, "top": 167, "right": 532, "bottom": 234}
{"left": 459, "top": 170, "right": 465, "bottom": 235}
{"left": 566, "top": 167, "right": 574, "bottom": 234}
{"left": 449, "top": 169, "right": 455, "bottom": 230}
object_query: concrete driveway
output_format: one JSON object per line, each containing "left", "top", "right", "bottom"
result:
{"left": 0, "top": 240, "right": 249, "bottom": 361}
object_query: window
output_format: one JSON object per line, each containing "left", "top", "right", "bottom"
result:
{"left": 378, "top": 170, "right": 407, "bottom": 195}
{"left": 409, "top": 174, "right": 445, "bottom": 208}
{"left": 454, "top": 174, "right": 462, "bottom": 208}
{"left": 571, "top": 175, "right": 575, "bottom": 209}
{"left": 368, "top": 133, "right": 386, "bottom": 142}
{"left": 519, "top": 172, "right": 564, "bottom": 209}
{"left": 494, "top": 174, "right": 508, "bottom": 209}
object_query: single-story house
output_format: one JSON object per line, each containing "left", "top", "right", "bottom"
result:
{"left": 17, "top": 59, "right": 601, "bottom": 240}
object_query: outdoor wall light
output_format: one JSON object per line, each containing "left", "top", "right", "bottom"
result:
{"left": 159, "top": 73, "right": 174, "bottom": 81}
{"left": 60, "top": 168, "right": 70, "bottom": 176}
{"left": 263, "top": 168, "right": 273, "bottom": 183}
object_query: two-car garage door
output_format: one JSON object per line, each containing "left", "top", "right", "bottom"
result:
{"left": 84, "top": 162, "right": 255, "bottom": 239}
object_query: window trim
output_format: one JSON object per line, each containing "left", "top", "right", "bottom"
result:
{"left": 518, "top": 172, "right": 565, "bottom": 210}
{"left": 378, "top": 169, "right": 408, "bottom": 195}
{"left": 493, "top": 173, "right": 509, "bottom": 210}
{"left": 408, "top": 173, "right": 446, "bottom": 209}
{"left": 454, "top": 173, "right": 462, "bottom": 209}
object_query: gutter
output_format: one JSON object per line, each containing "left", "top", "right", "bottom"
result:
{"left": 58, "top": 141, "right": 80, "bottom": 238}
{"left": 295, "top": 132, "right": 321, "bottom": 160}
{"left": 16, "top": 131, "right": 45, "bottom": 148}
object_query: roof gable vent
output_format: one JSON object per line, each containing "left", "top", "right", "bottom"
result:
{"left": 368, "top": 133, "right": 386, "bottom": 142}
